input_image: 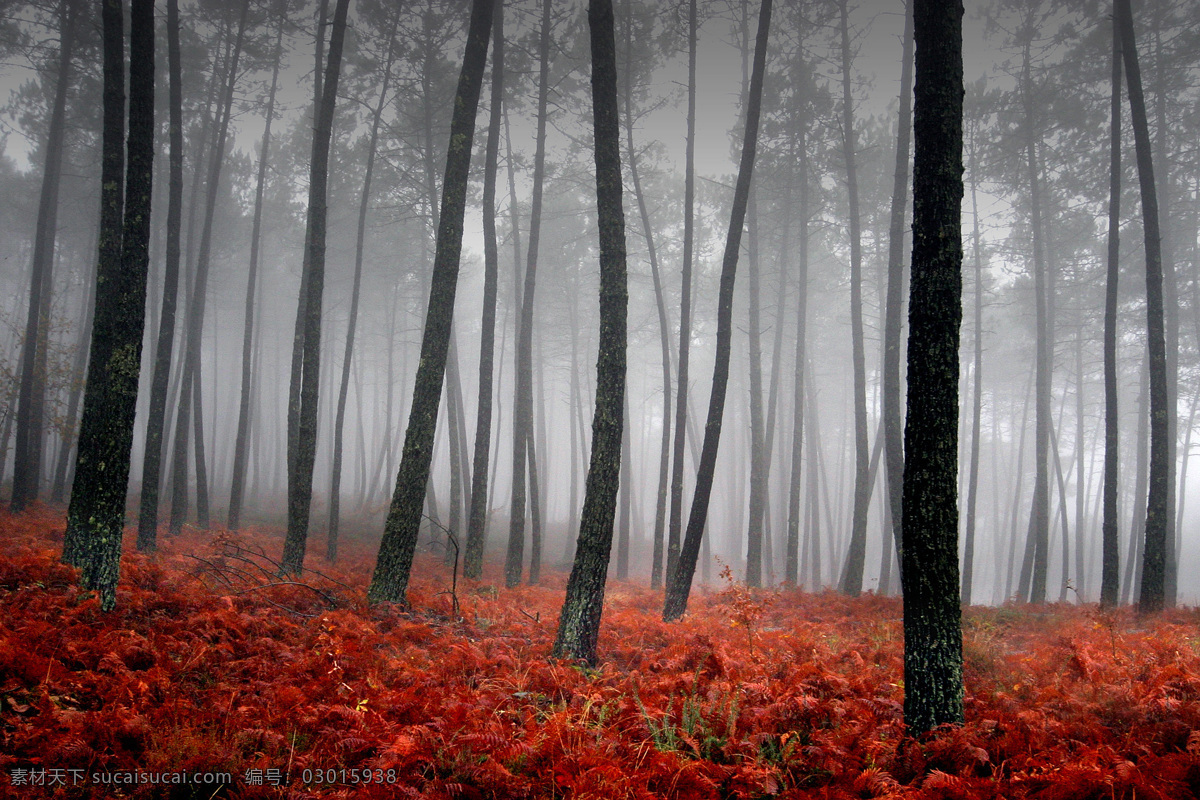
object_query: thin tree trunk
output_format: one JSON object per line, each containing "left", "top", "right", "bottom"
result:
{"left": 621, "top": 0, "right": 672, "bottom": 589}
{"left": 663, "top": 0, "right": 771, "bottom": 622}
{"left": 327, "top": 6, "right": 400, "bottom": 558}
{"left": 961, "top": 120, "right": 983, "bottom": 605}
{"left": 837, "top": 0, "right": 871, "bottom": 597}
{"left": 1019, "top": 33, "right": 1051, "bottom": 604}
{"left": 785, "top": 54, "right": 810, "bottom": 589}
{"left": 229, "top": 9, "right": 286, "bottom": 533}
{"left": 883, "top": 0, "right": 914, "bottom": 575}
{"left": 506, "top": 0, "right": 552, "bottom": 589}
{"left": 169, "top": 4, "right": 248, "bottom": 535}
{"left": 282, "top": 0, "right": 351, "bottom": 575}
{"left": 465, "top": 0, "right": 504, "bottom": 580}
{"left": 1101, "top": 12, "right": 1121, "bottom": 607}
{"left": 667, "top": 0, "right": 697, "bottom": 586}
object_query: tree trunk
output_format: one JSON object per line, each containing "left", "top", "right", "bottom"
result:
{"left": 667, "top": 0, "right": 697, "bottom": 585}
{"left": 465, "top": 0, "right": 505, "bottom": 580}
{"left": 663, "top": 0, "right": 771, "bottom": 622}
{"left": 506, "top": 0, "right": 552, "bottom": 589}
{"left": 902, "top": 0, "right": 964, "bottom": 736}
{"left": 1114, "top": 0, "right": 1169, "bottom": 614}
{"left": 168, "top": 4, "right": 248, "bottom": 536}
{"left": 12, "top": 0, "right": 76, "bottom": 514}
{"left": 883, "top": 0, "right": 914, "bottom": 576}
{"left": 551, "top": 0, "right": 629, "bottom": 662}
{"left": 327, "top": 8, "right": 402, "bottom": 559}
{"left": 65, "top": 0, "right": 154, "bottom": 611}
{"left": 229, "top": 9, "right": 286, "bottom": 534}
{"left": 785, "top": 51, "right": 810, "bottom": 589}
{"left": 1019, "top": 33, "right": 1051, "bottom": 604}
{"left": 281, "top": 0, "right": 351, "bottom": 576}
{"left": 368, "top": 0, "right": 493, "bottom": 604}
{"left": 621, "top": 0, "right": 672, "bottom": 589}
{"left": 837, "top": 0, "right": 872, "bottom": 597}
{"left": 961, "top": 118, "right": 983, "bottom": 606}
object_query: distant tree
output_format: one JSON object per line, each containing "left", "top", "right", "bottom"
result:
{"left": 327, "top": 2, "right": 402, "bottom": 561}
{"left": 368, "top": 0, "right": 494, "bottom": 604}
{"left": 662, "top": 0, "right": 771, "bottom": 623}
{"left": 551, "top": 0, "right": 628, "bottom": 663}
{"left": 63, "top": 0, "right": 154, "bottom": 611}
{"left": 11, "top": 0, "right": 77, "bottom": 514}
{"left": 1115, "top": 0, "right": 1169, "bottom": 614}
{"left": 228, "top": 4, "right": 287, "bottom": 534}
{"left": 902, "top": 0, "right": 964, "bottom": 736}
{"left": 836, "top": 0, "right": 872, "bottom": 598}
{"left": 506, "top": 0, "right": 552, "bottom": 589}
{"left": 281, "top": 0, "right": 352, "bottom": 576}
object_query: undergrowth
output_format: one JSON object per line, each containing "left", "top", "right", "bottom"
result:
{"left": 1, "top": 505, "right": 1199, "bottom": 798}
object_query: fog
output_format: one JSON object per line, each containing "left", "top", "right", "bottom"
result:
{"left": 2, "top": 0, "right": 1198, "bottom": 606}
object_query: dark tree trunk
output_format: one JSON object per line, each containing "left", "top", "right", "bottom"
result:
{"left": 327, "top": 5, "right": 401, "bottom": 560}
{"left": 837, "top": 0, "right": 872, "bottom": 597}
{"left": 902, "top": 0, "right": 964, "bottom": 736}
{"left": 282, "top": 0, "right": 352, "bottom": 576}
{"left": 229, "top": 9, "right": 286, "bottom": 534}
{"left": 368, "top": 0, "right": 493, "bottom": 604}
{"left": 51, "top": 249, "right": 95, "bottom": 504}
{"left": 667, "top": 0, "right": 697, "bottom": 585}
{"left": 1114, "top": 0, "right": 1169, "bottom": 614}
{"left": 662, "top": 0, "right": 771, "bottom": 623}
{"left": 64, "top": 0, "right": 154, "bottom": 611}
{"left": 551, "top": 0, "right": 629, "bottom": 663}
{"left": 133, "top": 0, "right": 177, "bottom": 554}
{"left": 12, "top": 0, "right": 76, "bottom": 514}
{"left": 505, "top": 0, "right": 552, "bottom": 589}
{"left": 465, "top": 0, "right": 504, "bottom": 579}
{"left": 883, "top": 0, "right": 914, "bottom": 577}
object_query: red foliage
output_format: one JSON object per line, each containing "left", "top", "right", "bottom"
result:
{"left": 1, "top": 505, "right": 1199, "bottom": 798}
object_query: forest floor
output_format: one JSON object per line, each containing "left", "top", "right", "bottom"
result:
{"left": 1, "top": 506, "right": 1200, "bottom": 799}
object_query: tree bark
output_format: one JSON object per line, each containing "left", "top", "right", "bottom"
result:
{"left": 368, "top": 0, "right": 494, "bottom": 604}
{"left": 1114, "top": 0, "right": 1169, "bottom": 614}
{"left": 64, "top": 0, "right": 154, "bottom": 611}
{"left": 902, "top": 0, "right": 964, "bottom": 736}
{"left": 551, "top": 0, "right": 629, "bottom": 662}
{"left": 663, "top": 0, "right": 771, "bottom": 623}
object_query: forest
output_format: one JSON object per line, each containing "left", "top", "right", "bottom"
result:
{"left": 1, "top": 0, "right": 1199, "bottom": 795}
